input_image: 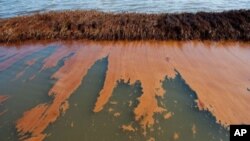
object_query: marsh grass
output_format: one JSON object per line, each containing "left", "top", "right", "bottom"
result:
{"left": 0, "top": 10, "right": 249, "bottom": 43}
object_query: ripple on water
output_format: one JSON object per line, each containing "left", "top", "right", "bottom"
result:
{"left": 1, "top": 0, "right": 250, "bottom": 18}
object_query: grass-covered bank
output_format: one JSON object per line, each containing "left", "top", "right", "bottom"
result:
{"left": 0, "top": 10, "right": 249, "bottom": 43}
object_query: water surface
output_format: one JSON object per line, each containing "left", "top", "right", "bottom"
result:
{"left": 0, "top": 40, "right": 250, "bottom": 141}
{"left": 1, "top": 0, "right": 250, "bottom": 18}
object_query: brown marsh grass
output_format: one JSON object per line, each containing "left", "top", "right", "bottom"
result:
{"left": 0, "top": 10, "right": 249, "bottom": 43}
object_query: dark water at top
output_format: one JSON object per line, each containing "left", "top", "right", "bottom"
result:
{"left": 0, "top": 0, "right": 250, "bottom": 18}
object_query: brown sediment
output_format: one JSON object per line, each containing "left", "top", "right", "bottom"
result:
{"left": 192, "top": 124, "right": 197, "bottom": 135}
{"left": 108, "top": 108, "right": 114, "bottom": 113}
{"left": 60, "top": 101, "right": 69, "bottom": 115}
{"left": 121, "top": 124, "right": 136, "bottom": 132}
{"left": 164, "top": 112, "right": 172, "bottom": 120}
{"left": 113, "top": 112, "right": 121, "bottom": 117}
{"left": 16, "top": 43, "right": 110, "bottom": 141}
{"left": 195, "top": 99, "right": 205, "bottom": 110}
{"left": 148, "top": 137, "right": 155, "bottom": 141}
{"left": 110, "top": 101, "right": 118, "bottom": 105}
{"left": 25, "top": 135, "right": 46, "bottom": 141}
{"left": 128, "top": 100, "right": 133, "bottom": 107}
{"left": 173, "top": 132, "right": 180, "bottom": 140}
{"left": 0, "top": 10, "right": 249, "bottom": 43}
{"left": 158, "top": 126, "right": 161, "bottom": 131}
{"left": 70, "top": 122, "right": 74, "bottom": 128}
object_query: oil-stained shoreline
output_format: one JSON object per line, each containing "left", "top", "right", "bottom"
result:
{"left": 0, "top": 10, "right": 249, "bottom": 43}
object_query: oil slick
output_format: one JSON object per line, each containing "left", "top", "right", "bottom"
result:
{"left": 0, "top": 40, "right": 249, "bottom": 141}
{"left": 15, "top": 58, "right": 39, "bottom": 79}
{"left": 16, "top": 43, "right": 109, "bottom": 141}
{"left": 93, "top": 42, "right": 177, "bottom": 133}
{"left": 0, "top": 95, "right": 9, "bottom": 104}
{"left": 0, "top": 46, "right": 44, "bottom": 72}
{"left": 92, "top": 41, "right": 250, "bottom": 129}
{"left": 41, "top": 46, "right": 77, "bottom": 71}
{"left": 0, "top": 95, "right": 9, "bottom": 117}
